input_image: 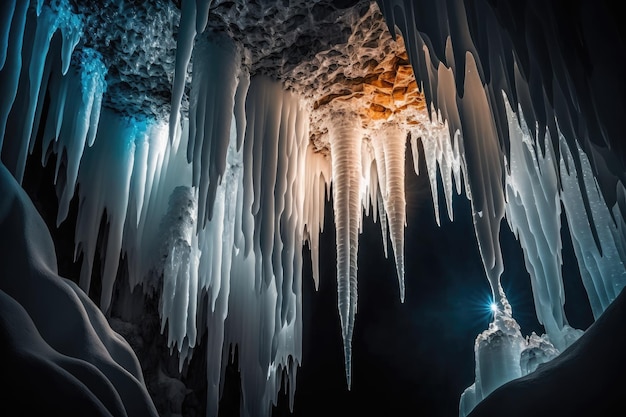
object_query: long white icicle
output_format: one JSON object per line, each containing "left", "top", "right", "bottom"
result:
{"left": 168, "top": 0, "right": 196, "bottom": 141}
{"left": 328, "top": 110, "right": 362, "bottom": 389}
{"left": 377, "top": 124, "right": 407, "bottom": 301}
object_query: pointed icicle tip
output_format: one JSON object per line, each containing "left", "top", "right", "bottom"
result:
{"left": 343, "top": 337, "right": 352, "bottom": 390}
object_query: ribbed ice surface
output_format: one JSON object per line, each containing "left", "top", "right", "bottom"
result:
{"left": 327, "top": 109, "right": 362, "bottom": 389}
{"left": 370, "top": 124, "right": 407, "bottom": 301}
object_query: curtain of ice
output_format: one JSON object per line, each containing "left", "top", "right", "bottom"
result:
{"left": 503, "top": 96, "right": 585, "bottom": 351}
{"left": 214, "top": 75, "right": 310, "bottom": 417}
{"left": 78, "top": 68, "right": 312, "bottom": 417}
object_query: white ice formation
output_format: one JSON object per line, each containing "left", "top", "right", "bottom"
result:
{"left": 1, "top": 0, "right": 626, "bottom": 416}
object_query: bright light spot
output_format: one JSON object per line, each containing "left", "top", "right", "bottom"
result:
{"left": 490, "top": 302, "right": 498, "bottom": 313}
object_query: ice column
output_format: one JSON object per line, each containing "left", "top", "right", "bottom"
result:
{"left": 327, "top": 109, "right": 363, "bottom": 388}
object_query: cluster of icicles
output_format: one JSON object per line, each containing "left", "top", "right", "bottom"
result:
{"left": 3, "top": 1, "right": 626, "bottom": 417}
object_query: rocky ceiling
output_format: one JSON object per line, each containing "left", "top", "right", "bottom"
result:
{"left": 71, "top": 0, "right": 426, "bottom": 145}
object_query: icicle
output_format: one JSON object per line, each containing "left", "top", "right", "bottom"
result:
{"left": 57, "top": 6, "right": 83, "bottom": 76}
{"left": 458, "top": 53, "right": 506, "bottom": 305}
{"left": 188, "top": 31, "right": 241, "bottom": 227}
{"left": 0, "top": 0, "right": 28, "bottom": 148}
{"left": 234, "top": 68, "right": 250, "bottom": 151}
{"left": 410, "top": 134, "right": 420, "bottom": 175}
{"left": 168, "top": 0, "right": 196, "bottom": 142}
{"left": 197, "top": 118, "right": 247, "bottom": 409}
{"left": 0, "top": 1, "right": 16, "bottom": 71}
{"left": 1, "top": 0, "right": 85, "bottom": 184}
{"left": 412, "top": 106, "right": 462, "bottom": 227}
{"left": 327, "top": 109, "right": 362, "bottom": 389}
{"left": 195, "top": 0, "right": 213, "bottom": 34}
{"left": 73, "top": 111, "right": 143, "bottom": 312}
{"left": 369, "top": 133, "right": 390, "bottom": 258}
{"left": 559, "top": 133, "right": 626, "bottom": 319}
{"left": 52, "top": 48, "right": 108, "bottom": 225}
{"left": 303, "top": 145, "right": 331, "bottom": 289}
{"left": 379, "top": 124, "right": 407, "bottom": 302}
{"left": 190, "top": 76, "right": 310, "bottom": 417}
{"left": 13, "top": 5, "right": 58, "bottom": 183}
{"left": 361, "top": 147, "right": 375, "bottom": 219}
{"left": 35, "top": 0, "right": 44, "bottom": 16}
{"left": 123, "top": 118, "right": 192, "bottom": 293}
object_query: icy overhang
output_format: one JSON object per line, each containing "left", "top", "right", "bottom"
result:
{"left": 70, "top": 0, "right": 430, "bottom": 143}
{"left": 70, "top": 0, "right": 393, "bottom": 118}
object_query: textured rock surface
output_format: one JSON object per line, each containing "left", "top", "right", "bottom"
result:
{"left": 74, "top": 0, "right": 183, "bottom": 118}
{"left": 70, "top": 0, "right": 426, "bottom": 145}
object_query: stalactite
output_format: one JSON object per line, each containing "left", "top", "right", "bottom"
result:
{"left": 371, "top": 124, "right": 407, "bottom": 301}
{"left": 327, "top": 109, "right": 363, "bottom": 389}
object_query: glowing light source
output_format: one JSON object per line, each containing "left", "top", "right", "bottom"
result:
{"left": 490, "top": 302, "right": 498, "bottom": 313}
